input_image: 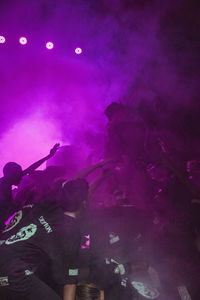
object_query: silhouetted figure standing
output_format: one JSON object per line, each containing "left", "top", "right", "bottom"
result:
{"left": 0, "top": 162, "right": 23, "bottom": 232}
{"left": 0, "top": 143, "right": 59, "bottom": 232}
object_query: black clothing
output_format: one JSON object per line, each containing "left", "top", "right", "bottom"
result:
{"left": 0, "top": 178, "right": 13, "bottom": 232}
{"left": 78, "top": 208, "right": 147, "bottom": 299}
{"left": 0, "top": 203, "right": 80, "bottom": 299}
{"left": 0, "top": 274, "right": 62, "bottom": 300}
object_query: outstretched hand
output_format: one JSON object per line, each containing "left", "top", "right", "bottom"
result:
{"left": 49, "top": 143, "right": 60, "bottom": 157}
{"left": 23, "top": 143, "right": 60, "bottom": 176}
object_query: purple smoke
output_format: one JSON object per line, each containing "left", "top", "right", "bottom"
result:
{"left": 0, "top": 0, "right": 199, "bottom": 175}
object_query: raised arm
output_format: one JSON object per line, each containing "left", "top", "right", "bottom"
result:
{"left": 73, "top": 159, "right": 114, "bottom": 180}
{"left": 22, "top": 143, "right": 60, "bottom": 175}
{"left": 89, "top": 168, "right": 113, "bottom": 199}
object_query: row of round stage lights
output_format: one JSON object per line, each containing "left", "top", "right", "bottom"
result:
{"left": 0, "top": 36, "right": 83, "bottom": 54}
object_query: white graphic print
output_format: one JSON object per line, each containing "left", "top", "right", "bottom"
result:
{"left": 109, "top": 233, "right": 120, "bottom": 244}
{"left": 68, "top": 269, "right": 79, "bottom": 276}
{"left": 114, "top": 263, "right": 125, "bottom": 275}
{"left": 121, "top": 278, "right": 128, "bottom": 287}
{"left": 5, "top": 224, "right": 37, "bottom": 245}
{"left": 38, "top": 216, "right": 52, "bottom": 233}
{"left": 177, "top": 286, "right": 192, "bottom": 300}
{"left": 25, "top": 269, "right": 34, "bottom": 276}
{"left": 131, "top": 281, "right": 160, "bottom": 299}
{"left": 0, "top": 276, "right": 9, "bottom": 286}
{"left": 3, "top": 211, "right": 22, "bottom": 233}
{"left": 105, "top": 258, "right": 126, "bottom": 275}
{"left": 22, "top": 204, "right": 34, "bottom": 209}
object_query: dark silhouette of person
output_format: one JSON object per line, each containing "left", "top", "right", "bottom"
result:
{"left": 0, "top": 143, "right": 60, "bottom": 232}
{"left": 0, "top": 178, "right": 88, "bottom": 300}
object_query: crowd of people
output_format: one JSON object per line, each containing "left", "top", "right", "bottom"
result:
{"left": 0, "top": 100, "right": 200, "bottom": 300}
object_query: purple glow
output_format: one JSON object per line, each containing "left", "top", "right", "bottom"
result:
{"left": 0, "top": 113, "right": 62, "bottom": 175}
{"left": 0, "top": 36, "right": 6, "bottom": 43}
{"left": 75, "top": 47, "right": 82, "bottom": 55}
{"left": 46, "top": 42, "right": 54, "bottom": 50}
{"left": 19, "top": 37, "right": 27, "bottom": 45}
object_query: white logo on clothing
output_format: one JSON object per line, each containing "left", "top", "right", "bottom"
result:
{"left": 121, "top": 278, "right": 128, "bottom": 287}
{"left": 131, "top": 281, "right": 160, "bottom": 299}
{"left": 69, "top": 269, "right": 78, "bottom": 276}
{"left": 105, "top": 258, "right": 126, "bottom": 275}
{"left": 5, "top": 224, "right": 37, "bottom": 245}
{"left": 114, "top": 264, "right": 125, "bottom": 275}
{"left": 38, "top": 216, "right": 52, "bottom": 233}
{"left": 22, "top": 204, "right": 34, "bottom": 209}
{"left": 109, "top": 233, "right": 120, "bottom": 244}
{"left": 0, "top": 276, "right": 9, "bottom": 286}
{"left": 177, "top": 286, "right": 192, "bottom": 300}
{"left": 3, "top": 211, "right": 22, "bottom": 233}
{"left": 25, "top": 269, "right": 34, "bottom": 276}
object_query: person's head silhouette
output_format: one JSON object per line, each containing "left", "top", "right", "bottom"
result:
{"left": 3, "top": 162, "right": 23, "bottom": 186}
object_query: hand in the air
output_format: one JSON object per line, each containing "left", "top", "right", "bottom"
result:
{"left": 49, "top": 143, "right": 60, "bottom": 157}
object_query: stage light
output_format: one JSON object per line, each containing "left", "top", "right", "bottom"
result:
{"left": 46, "top": 42, "right": 54, "bottom": 49}
{"left": 19, "top": 37, "right": 27, "bottom": 45}
{"left": 0, "top": 36, "right": 6, "bottom": 43}
{"left": 75, "top": 47, "right": 82, "bottom": 54}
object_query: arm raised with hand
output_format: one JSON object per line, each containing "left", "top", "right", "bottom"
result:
{"left": 22, "top": 143, "right": 60, "bottom": 175}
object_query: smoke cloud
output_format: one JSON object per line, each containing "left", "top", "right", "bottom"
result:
{"left": 0, "top": 0, "right": 199, "bottom": 174}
